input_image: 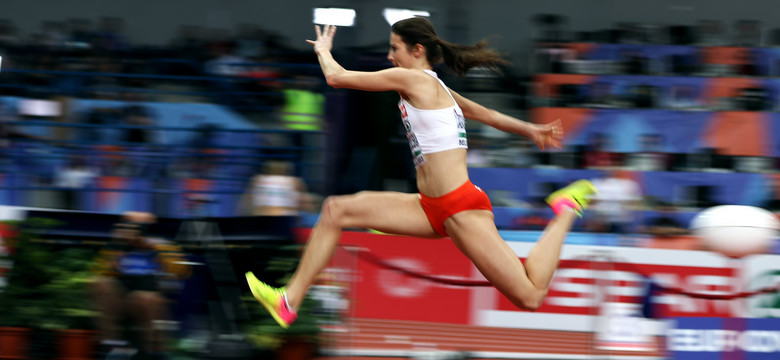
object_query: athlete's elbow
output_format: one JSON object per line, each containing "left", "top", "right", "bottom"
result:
{"left": 325, "top": 74, "right": 345, "bottom": 88}
{"left": 325, "top": 75, "right": 340, "bottom": 88}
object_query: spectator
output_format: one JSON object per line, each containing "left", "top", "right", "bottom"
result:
{"left": 0, "top": 19, "right": 20, "bottom": 47}
{"left": 639, "top": 201, "right": 701, "bottom": 250}
{"left": 204, "top": 41, "right": 249, "bottom": 77}
{"left": 279, "top": 74, "right": 325, "bottom": 174}
{"left": 583, "top": 133, "right": 621, "bottom": 169}
{"left": 584, "top": 82, "right": 617, "bottom": 108}
{"left": 93, "top": 16, "right": 129, "bottom": 53}
{"left": 695, "top": 20, "right": 728, "bottom": 46}
{"left": 667, "top": 84, "right": 701, "bottom": 110}
{"left": 641, "top": 201, "right": 688, "bottom": 238}
{"left": 90, "top": 211, "right": 189, "bottom": 360}
{"left": 167, "top": 25, "right": 207, "bottom": 75}
{"left": 177, "top": 122, "right": 225, "bottom": 179}
{"left": 589, "top": 169, "right": 643, "bottom": 234}
{"left": 491, "top": 137, "right": 537, "bottom": 168}
{"left": 238, "top": 160, "right": 311, "bottom": 217}
{"left": 36, "top": 20, "right": 67, "bottom": 49}
{"left": 620, "top": 48, "right": 650, "bottom": 75}
{"left": 121, "top": 104, "right": 156, "bottom": 145}
{"left": 66, "top": 18, "right": 94, "bottom": 48}
{"left": 234, "top": 23, "right": 268, "bottom": 61}
{"left": 54, "top": 154, "right": 98, "bottom": 210}
{"left": 627, "top": 133, "right": 670, "bottom": 171}
{"left": 466, "top": 134, "right": 491, "bottom": 167}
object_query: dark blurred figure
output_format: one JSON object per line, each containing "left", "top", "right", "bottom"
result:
{"left": 532, "top": 14, "right": 569, "bottom": 43}
{"left": 121, "top": 103, "right": 156, "bottom": 145}
{"left": 178, "top": 122, "right": 225, "bottom": 179}
{"left": 36, "top": 20, "right": 67, "bottom": 49}
{"left": 90, "top": 211, "right": 189, "bottom": 360}
{"left": 166, "top": 25, "right": 206, "bottom": 76}
{"left": 736, "top": 86, "right": 771, "bottom": 111}
{"left": 204, "top": 41, "right": 250, "bottom": 107}
{"left": 204, "top": 41, "right": 248, "bottom": 77}
{"left": 535, "top": 43, "right": 575, "bottom": 74}
{"left": 668, "top": 25, "right": 696, "bottom": 45}
{"left": 620, "top": 48, "right": 650, "bottom": 75}
{"left": 556, "top": 83, "right": 585, "bottom": 107}
{"left": 733, "top": 19, "right": 762, "bottom": 47}
{"left": 79, "top": 107, "right": 118, "bottom": 143}
{"left": 54, "top": 154, "right": 98, "bottom": 210}
{"left": 87, "top": 56, "right": 127, "bottom": 99}
{"left": 93, "top": 16, "right": 129, "bottom": 54}
{"left": 584, "top": 82, "right": 617, "bottom": 108}
{"left": 639, "top": 201, "right": 700, "bottom": 250}
{"left": 667, "top": 84, "right": 701, "bottom": 110}
{"left": 627, "top": 133, "right": 670, "bottom": 171}
{"left": 66, "top": 18, "right": 95, "bottom": 48}
{"left": 234, "top": 23, "right": 268, "bottom": 61}
{"left": 736, "top": 48, "right": 761, "bottom": 77}
{"left": 0, "top": 101, "right": 46, "bottom": 146}
{"left": 641, "top": 201, "right": 687, "bottom": 238}
{"left": 696, "top": 20, "right": 728, "bottom": 46}
{"left": 0, "top": 19, "right": 20, "bottom": 48}
{"left": 630, "top": 84, "right": 657, "bottom": 108}
{"left": 667, "top": 53, "right": 697, "bottom": 76}
{"left": 761, "top": 183, "right": 780, "bottom": 214}
{"left": 583, "top": 133, "right": 621, "bottom": 169}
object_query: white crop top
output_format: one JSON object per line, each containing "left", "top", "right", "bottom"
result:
{"left": 398, "top": 69, "right": 467, "bottom": 167}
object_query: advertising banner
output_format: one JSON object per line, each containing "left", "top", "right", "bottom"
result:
{"left": 335, "top": 231, "right": 780, "bottom": 332}
{"left": 668, "top": 317, "right": 780, "bottom": 360}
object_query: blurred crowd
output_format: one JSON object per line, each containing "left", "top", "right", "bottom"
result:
{"left": 531, "top": 17, "right": 777, "bottom": 110}
{"left": 0, "top": 16, "right": 328, "bottom": 217}
{"left": 465, "top": 15, "right": 780, "bottom": 246}
{"left": 0, "top": 16, "right": 320, "bottom": 109}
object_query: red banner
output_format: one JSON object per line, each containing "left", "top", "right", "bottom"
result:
{"left": 321, "top": 231, "right": 779, "bottom": 329}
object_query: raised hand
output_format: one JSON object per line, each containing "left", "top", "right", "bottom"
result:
{"left": 305, "top": 24, "right": 337, "bottom": 55}
{"left": 530, "top": 118, "right": 563, "bottom": 150}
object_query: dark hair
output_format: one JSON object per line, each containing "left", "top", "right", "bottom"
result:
{"left": 391, "top": 17, "right": 508, "bottom": 76}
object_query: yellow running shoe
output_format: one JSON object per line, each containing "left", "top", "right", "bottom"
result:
{"left": 245, "top": 271, "right": 297, "bottom": 328}
{"left": 546, "top": 179, "right": 597, "bottom": 217}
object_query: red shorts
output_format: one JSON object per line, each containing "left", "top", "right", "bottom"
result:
{"left": 419, "top": 180, "right": 493, "bottom": 237}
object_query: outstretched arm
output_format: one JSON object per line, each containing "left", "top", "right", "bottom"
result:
{"left": 450, "top": 89, "right": 563, "bottom": 150}
{"left": 306, "top": 25, "right": 414, "bottom": 92}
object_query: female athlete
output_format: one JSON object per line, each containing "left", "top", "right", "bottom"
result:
{"left": 247, "top": 17, "right": 596, "bottom": 328}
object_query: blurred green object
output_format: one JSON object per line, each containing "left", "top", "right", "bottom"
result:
{"left": 0, "top": 218, "right": 98, "bottom": 330}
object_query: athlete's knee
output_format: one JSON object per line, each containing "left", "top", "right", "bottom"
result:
{"left": 320, "top": 194, "right": 355, "bottom": 225}
{"left": 320, "top": 196, "right": 341, "bottom": 223}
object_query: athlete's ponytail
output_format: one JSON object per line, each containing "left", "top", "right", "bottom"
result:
{"left": 391, "top": 17, "right": 508, "bottom": 76}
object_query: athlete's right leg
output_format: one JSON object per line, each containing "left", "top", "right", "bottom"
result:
{"left": 247, "top": 191, "right": 439, "bottom": 326}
